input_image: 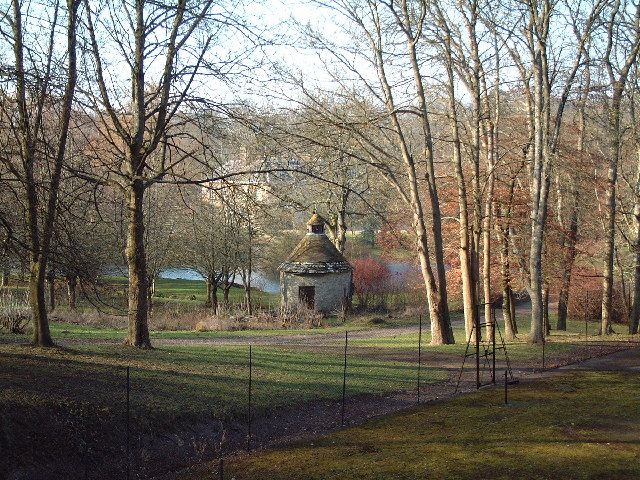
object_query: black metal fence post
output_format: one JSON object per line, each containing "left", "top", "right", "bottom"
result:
{"left": 492, "top": 308, "right": 496, "bottom": 384}
{"left": 247, "top": 344, "right": 252, "bottom": 452}
{"left": 126, "top": 365, "right": 130, "bottom": 480}
{"left": 504, "top": 369, "right": 508, "bottom": 405}
{"left": 585, "top": 319, "right": 588, "bottom": 343}
{"left": 341, "top": 331, "right": 348, "bottom": 426}
{"left": 475, "top": 303, "right": 480, "bottom": 389}
{"left": 417, "top": 314, "right": 422, "bottom": 403}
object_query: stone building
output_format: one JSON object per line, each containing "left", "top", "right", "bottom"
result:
{"left": 278, "top": 213, "right": 353, "bottom": 313}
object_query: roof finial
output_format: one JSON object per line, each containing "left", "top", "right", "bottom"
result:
{"left": 307, "top": 211, "right": 325, "bottom": 233}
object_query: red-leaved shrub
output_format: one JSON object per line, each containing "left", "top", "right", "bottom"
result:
{"left": 568, "top": 274, "right": 628, "bottom": 325}
{"left": 352, "top": 257, "right": 392, "bottom": 310}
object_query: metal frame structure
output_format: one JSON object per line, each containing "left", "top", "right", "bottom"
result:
{"left": 455, "top": 302, "right": 518, "bottom": 393}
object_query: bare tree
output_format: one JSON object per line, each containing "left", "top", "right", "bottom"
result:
{"left": 430, "top": 0, "right": 478, "bottom": 342}
{"left": 80, "top": 0, "right": 220, "bottom": 347}
{"left": 0, "top": 0, "right": 79, "bottom": 346}
{"left": 600, "top": 0, "right": 640, "bottom": 335}
{"left": 627, "top": 67, "right": 640, "bottom": 334}
{"left": 289, "top": 0, "right": 454, "bottom": 343}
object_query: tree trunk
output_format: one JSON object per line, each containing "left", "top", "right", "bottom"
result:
{"left": 483, "top": 123, "right": 496, "bottom": 343}
{"left": 334, "top": 210, "right": 347, "bottom": 254}
{"left": 223, "top": 274, "right": 232, "bottom": 307}
{"left": 502, "top": 286, "right": 516, "bottom": 340}
{"left": 528, "top": 48, "right": 551, "bottom": 344}
{"left": 124, "top": 180, "right": 151, "bottom": 348}
{"left": 66, "top": 275, "right": 77, "bottom": 310}
{"left": 1, "top": 269, "right": 8, "bottom": 287}
{"left": 30, "top": 259, "right": 53, "bottom": 347}
{"left": 601, "top": 106, "right": 621, "bottom": 336}
{"left": 205, "top": 276, "right": 213, "bottom": 308}
{"left": 470, "top": 83, "right": 482, "bottom": 316}
{"left": 329, "top": 190, "right": 349, "bottom": 254}
{"left": 557, "top": 199, "right": 578, "bottom": 330}
{"left": 600, "top": 4, "right": 640, "bottom": 333}
{"left": 630, "top": 153, "right": 640, "bottom": 334}
{"left": 47, "top": 272, "right": 56, "bottom": 313}
{"left": 15, "top": 0, "right": 78, "bottom": 347}
{"left": 245, "top": 286, "right": 252, "bottom": 315}
{"left": 441, "top": 30, "right": 476, "bottom": 341}
{"left": 498, "top": 206, "right": 517, "bottom": 340}
{"left": 212, "top": 284, "right": 219, "bottom": 315}
{"left": 529, "top": 206, "right": 548, "bottom": 344}
{"left": 385, "top": 2, "right": 452, "bottom": 345}
{"left": 223, "top": 286, "right": 231, "bottom": 306}
{"left": 511, "top": 289, "right": 517, "bottom": 333}
{"left": 369, "top": 14, "right": 453, "bottom": 344}
{"left": 483, "top": 209, "right": 494, "bottom": 342}
{"left": 630, "top": 213, "right": 640, "bottom": 334}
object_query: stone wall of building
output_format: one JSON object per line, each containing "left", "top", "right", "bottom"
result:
{"left": 280, "top": 271, "right": 352, "bottom": 313}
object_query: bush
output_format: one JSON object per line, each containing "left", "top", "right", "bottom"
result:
{"left": 279, "top": 303, "right": 324, "bottom": 328}
{"left": 568, "top": 276, "right": 627, "bottom": 324}
{"left": 0, "top": 290, "right": 31, "bottom": 334}
{"left": 194, "top": 321, "right": 208, "bottom": 332}
{"left": 352, "top": 257, "right": 392, "bottom": 310}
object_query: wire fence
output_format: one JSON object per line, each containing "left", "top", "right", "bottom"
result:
{"left": 1, "top": 314, "right": 639, "bottom": 480}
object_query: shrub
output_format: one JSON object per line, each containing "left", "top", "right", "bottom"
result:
{"left": 568, "top": 275, "right": 627, "bottom": 324}
{"left": 352, "top": 257, "right": 392, "bottom": 310}
{"left": 279, "top": 303, "right": 324, "bottom": 328}
{"left": 0, "top": 290, "right": 31, "bottom": 334}
{"left": 194, "top": 321, "right": 208, "bottom": 332}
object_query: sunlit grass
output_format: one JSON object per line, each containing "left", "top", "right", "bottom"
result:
{"left": 207, "top": 369, "right": 640, "bottom": 480}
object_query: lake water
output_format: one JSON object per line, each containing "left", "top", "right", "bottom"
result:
{"left": 108, "top": 260, "right": 417, "bottom": 294}
{"left": 160, "top": 268, "right": 281, "bottom": 294}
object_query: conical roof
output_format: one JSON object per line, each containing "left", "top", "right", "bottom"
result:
{"left": 307, "top": 212, "right": 326, "bottom": 226}
{"left": 278, "top": 214, "right": 352, "bottom": 274}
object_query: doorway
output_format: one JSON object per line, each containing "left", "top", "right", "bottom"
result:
{"left": 298, "top": 286, "right": 315, "bottom": 309}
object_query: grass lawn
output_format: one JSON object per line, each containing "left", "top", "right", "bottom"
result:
{"left": 0, "top": 339, "right": 450, "bottom": 478}
{"left": 47, "top": 320, "right": 369, "bottom": 341}
{"left": 205, "top": 368, "right": 640, "bottom": 480}
{"left": 3, "top": 276, "right": 280, "bottom": 312}
{"left": 2, "top": 307, "right": 639, "bottom": 479}
{"left": 0, "top": 342, "right": 448, "bottom": 423}
{"left": 103, "top": 276, "right": 279, "bottom": 306}
{"left": 4, "top": 278, "right": 640, "bottom": 479}
{"left": 348, "top": 315, "right": 637, "bottom": 370}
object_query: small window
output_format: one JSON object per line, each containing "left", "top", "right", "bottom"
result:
{"left": 311, "top": 224, "right": 324, "bottom": 234}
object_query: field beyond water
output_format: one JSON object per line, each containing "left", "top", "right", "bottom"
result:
{"left": 1, "top": 290, "right": 639, "bottom": 479}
